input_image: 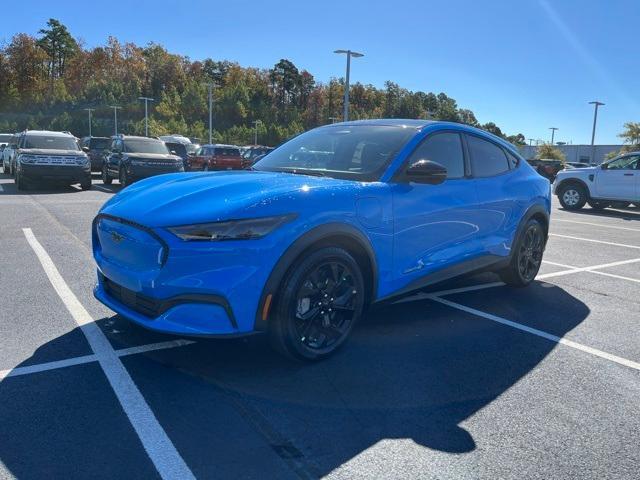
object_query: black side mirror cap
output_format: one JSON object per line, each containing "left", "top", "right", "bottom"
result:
{"left": 405, "top": 159, "right": 447, "bottom": 185}
{"left": 82, "top": 146, "right": 90, "bottom": 152}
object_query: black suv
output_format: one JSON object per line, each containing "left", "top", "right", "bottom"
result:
{"left": 102, "top": 135, "right": 184, "bottom": 187}
{"left": 80, "top": 136, "right": 111, "bottom": 172}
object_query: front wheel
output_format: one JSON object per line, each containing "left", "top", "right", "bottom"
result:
{"left": 269, "top": 247, "right": 365, "bottom": 361}
{"left": 500, "top": 219, "right": 545, "bottom": 287}
{"left": 558, "top": 184, "right": 587, "bottom": 210}
{"left": 119, "top": 167, "right": 129, "bottom": 187}
{"left": 15, "top": 170, "right": 28, "bottom": 191}
{"left": 102, "top": 164, "right": 113, "bottom": 185}
{"left": 80, "top": 177, "right": 92, "bottom": 190}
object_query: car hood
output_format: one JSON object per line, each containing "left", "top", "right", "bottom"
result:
{"left": 19, "top": 148, "right": 85, "bottom": 156}
{"left": 557, "top": 166, "right": 597, "bottom": 177}
{"left": 100, "top": 170, "right": 357, "bottom": 227}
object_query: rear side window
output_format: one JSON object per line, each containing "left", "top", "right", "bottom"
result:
{"left": 467, "top": 135, "right": 510, "bottom": 177}
{"left": 505, "top": 149, "right": 520, "bottom": 169}
{"left": 407, "top": 132, "right": 465, "bottom": 179}
{"left": 90, "top": 138, "right": 110, "bottom": 150}
{"left": 214, "top": 147, "right": 240, "bottom": 156}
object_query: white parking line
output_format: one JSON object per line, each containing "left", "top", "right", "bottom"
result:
{"left": 0, "top": 339, "right": 196, "bottom": 381}
{"left": 549, "top": 233, "right": 640, "bottom": 250}
{"left": 23, "top": 228, "right": 195, "bottom": 480}
{"left": 428, "top": 295, "right": 640, "bottom": 371}
{"left": 553, "top": 218, "right": 640, "bottom": 233}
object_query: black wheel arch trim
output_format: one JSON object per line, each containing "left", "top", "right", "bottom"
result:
{"left": 254, "top": 222, "right": 378, "bottom": 331}
{"left": 513, "top": 203, "right": 550, "bottom": 252}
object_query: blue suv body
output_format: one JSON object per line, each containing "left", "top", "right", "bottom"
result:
{"left": 93, "top": 120, "right": 550, "bottom": 360}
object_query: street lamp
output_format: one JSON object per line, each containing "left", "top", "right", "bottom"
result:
{"left": 549, "top": 127, "right": 559, "bottom": 145}
{"left": 84, "top": 108, "right": 94, "bottom": 137}
{"left": 109, "top": 106, "right": 122, "bottom": 136}
{"left": 138, "top": 97, "right": 154, "bottom": 137}
{"left": 207, "top": 83, "right": 214, "bottom": 144}
{"left": 334, "top": 49, "right": 364, "bottom": 122}
{"left": 252, "top": 120, "right": 261, "bottom": 145}
{"left": 589, "top": 101, "right": 605, "bottom": 165}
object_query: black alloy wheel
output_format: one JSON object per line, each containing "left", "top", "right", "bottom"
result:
{"left": 270, "top": 247, "right": 365, "bottom": 361}
{"left": 500, "top": 219, "right": 545, "bottom": 287}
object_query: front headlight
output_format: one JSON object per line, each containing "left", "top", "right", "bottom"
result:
{"left": 19, "top": 155, "right": 37, "bottom": 164}
{"left": 76, "top": 156, "right": 89, "bottom": 165}
{"left": 167, "top": 214, "right": 297, "bottom": 241}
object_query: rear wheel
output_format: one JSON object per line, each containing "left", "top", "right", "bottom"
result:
{"left": 500, "top": 219, "right": 545, "bottom": 287}
{"left": 558, "top": 183, "right": 587, "bottom": 210}
{"left": 269, "top": 247, "right": 365, "bottom": 361}
{"left": 102, "top": 164, "right": 112, "bottom": 185}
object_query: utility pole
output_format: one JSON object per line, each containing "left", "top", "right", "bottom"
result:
{"left": 109, "top": 106, "right": 121, "bottom": 136}
{"left": 208, "top": 83, "right": 213, "bottom": 144}
{"left": 334, "top": 49, "right": 364, "bottom": 122}
{"left": 589, "top": 101, "right": 605, "bottom": 165}
{"left": 528, "top": 138, "right": 535, "bottom": 146}
{"left": 84, "top": 108, "right": 94, "bottom": 137}
{"left": 252, "top": 120, "right": 261, "bottom": 145}
{"left": 138, "top": 97, "right": 154, "bottom": 137}
{"left": 549, "top": 127, "right": 559, "bottom": 145}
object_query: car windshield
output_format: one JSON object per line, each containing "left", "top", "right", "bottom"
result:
{"left": 254, "top": 125, "right": 415, "bottom": 181}
{"left": 23, "top": 135, "right": 80, "bottom": 151}
{"left": 186, "top": 144, "right": 199, "bottom": 154}
{"left": 90, "top": 138, "right": 110, "bottom": 150}
{"left": 123, "top": 139, "right": 169, "bottom": 154}
{"left": 165, "top": 142, "right": 187, "bottom": 157}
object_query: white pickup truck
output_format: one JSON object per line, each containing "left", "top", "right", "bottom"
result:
{"left": 553, "top": 152, "right": 640, "bottom": 210}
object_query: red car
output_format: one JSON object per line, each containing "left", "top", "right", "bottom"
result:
{"left": 190, "top": 144, "right": 249, "bottom": 171}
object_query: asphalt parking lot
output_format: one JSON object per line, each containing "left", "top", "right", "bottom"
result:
{"left": 1, "top": 172, "right": 639, "bottom": 480}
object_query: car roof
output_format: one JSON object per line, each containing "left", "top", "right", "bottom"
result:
{"left": 201, "top": 144, "right": 240, "bottom": 148}
{"left": 22, "top": 130, "right": 75, "bottom": 137}
{"left": 117, "top": 135, "right": 162, "bottom": 141}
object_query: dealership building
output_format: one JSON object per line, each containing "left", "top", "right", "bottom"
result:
{"left": 517, "top": 144, "right": 624, "bottom": 165}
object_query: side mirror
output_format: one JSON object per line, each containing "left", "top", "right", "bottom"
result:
{"left": 82, "top": 146, "right": 90, "bottom": 153}
{"left": 170, "top": 150, "right": 177, "bottom": 155}
{"left": 187, "top": 152, "right": 195, "bottom": 157}
{"left": 600, "top": 163, "right": 608, "bottom": 170}
{"left": 405, "top": 159, "right": 447, "bottom": 185}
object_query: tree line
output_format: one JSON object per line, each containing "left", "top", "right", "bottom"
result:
{"left": 0, "top": 18, "right": 529, "bottom": 146}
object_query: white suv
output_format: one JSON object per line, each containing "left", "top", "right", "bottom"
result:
{"left": 553, "top": 152, "right": 639, "bottom": 210}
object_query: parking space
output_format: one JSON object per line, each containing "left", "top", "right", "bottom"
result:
{"left": 1, "top": 172, "right": 639, "bottom": 479}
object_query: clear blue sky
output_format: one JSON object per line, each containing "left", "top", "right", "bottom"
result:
{"left": 4, "top": 0, "right": 639, "bottom": 144}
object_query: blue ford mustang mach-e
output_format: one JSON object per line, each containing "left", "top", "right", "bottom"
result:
{"left": 93, "top": 120, "right": 550, "bottom": 360}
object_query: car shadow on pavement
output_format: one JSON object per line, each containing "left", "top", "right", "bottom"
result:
{"left": 0, "top": 279, "right": 590, "bottom": 478}
{"left": 558, "top": 206, "right": 640, "bottom": 221}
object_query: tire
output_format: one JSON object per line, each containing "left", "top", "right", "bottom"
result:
{"left": 119, "top": 167, "right": 128, "bottom": 187}
{"left": 269, "top": 247, "right": 366, "bottom": 361}
{"left": 15, "top": 170, "right": 28, "bottom": 191}
{"left": 80, "top": 177, "right": 92, "bottom": 190}
{"left": 500, "top": 219, "right": 545, "bottom": 287}
{"left": 102, "top": 164, "right": 112, "bottom": 185}
{"left": 558, "top": 183, "right": 587, "bottom": 210}
{"left": 587, "top": 200, "right": 609, "bottom": 211}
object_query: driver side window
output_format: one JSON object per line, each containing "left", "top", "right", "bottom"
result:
{"left": 406, "top": 132, "right": 465, "bottom": 179}
{"left": 605, "top": 155, "right": 639, "bottom": 170}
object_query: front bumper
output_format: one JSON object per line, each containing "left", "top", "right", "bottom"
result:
{"left": 20, "top": 163, "right": 90, "bottom": 183}
{"left": 128, "top": 163, "right": 184, "bottom": 180}
{"left": 92, "top": 214, "right": 289, "bottom": 336}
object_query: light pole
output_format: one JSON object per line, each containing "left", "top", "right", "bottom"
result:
{"left": 138, "top": 97, "right": 154, "bottom": 137}
{"left": 528, "top": 138, "right": 535, "bottom": 146}
{"left": 589, "top": 101, "right": 605, "bottom": 165}
{"left": 334, "top": 49, "right": 364, "bottom": 122}
{"left": 252, "top": 120, "right": 261, "bottom": 145}
{"left": 84, "top": 108, "right": 94, "bottom": 137}
{"left": 109, "top": 106, "right": 121, "bottom": 136}
{"left": 549, "top": 127, "right": 559, "bottom": 145}
{"left": 208, "top": 83, "right": 213, "bottom": 144}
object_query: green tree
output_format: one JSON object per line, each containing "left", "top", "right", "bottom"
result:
{"left": 536, "top": 144, "right": 566, "bottom": 161}
{"left": 37, "top": 19, "right": 79, "bottom": 81}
